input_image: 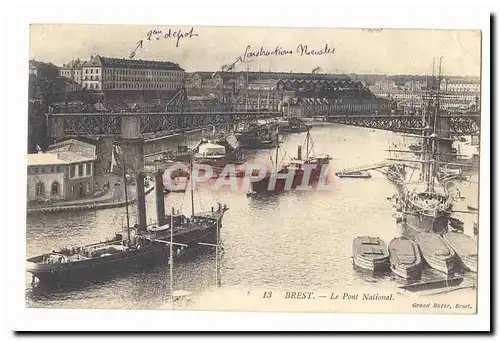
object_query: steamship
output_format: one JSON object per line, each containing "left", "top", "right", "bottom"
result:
{"left": 27, "top": 165, "right": 228, "bottom": 284}
{"left": 250, "top": 129, "right": 331, "bottom": 193}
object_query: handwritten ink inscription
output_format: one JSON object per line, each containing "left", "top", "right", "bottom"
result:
{"left": 221, "top": 44, "right": 336, "bottom": 71}
{"left": 146, "top": 27, "right": 199, "bottom": 47}
{"left": 129, "top": 27, "right": 199, "bottom": 58}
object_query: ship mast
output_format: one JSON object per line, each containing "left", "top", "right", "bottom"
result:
{"left": 170, "top": 206, "right": 174, "bottom": 309}
{"left": 190, "top": 153, "right": 195, "bottom": 218}
{"left": 274, "top": 127, "right": 280, "bottom": 171}
{"left": 122, "top": 147, "right": 131, "bottom": 246}
{"left": 306, "top": 128, "right": 310, "bottom": 160}
{"left": 429, "top": 57, "right": 443, "bottom": 193}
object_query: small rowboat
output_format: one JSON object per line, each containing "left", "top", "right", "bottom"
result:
{"left": 336, "top": 171, "right": 372, "bottom": 179}
{"left": 467, "top": 205, "right": 478, "bottom": 211}
{"left": 352, "top": 236, "right": 390, "bottom": 272}
{"left": 442, "top": 232, "right": 478, "bottom": 272}
{"left": 388, "top": 237, "right": 422, "bottom": 279}
{"left": 415, "top": 232, "right": 456, "bottom": 274}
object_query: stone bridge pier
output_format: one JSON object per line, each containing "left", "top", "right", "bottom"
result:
{"left": 116, "top": 115, "right": 145, "bottom": 175}
{"left": 436, "top": 115, "right": 453, "bottom": 163}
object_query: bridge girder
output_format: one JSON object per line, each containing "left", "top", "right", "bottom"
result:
{"left": 49, "top": 112, "right": 280, "bottom": 138}
{"left": 324, "top": 114, "right": 480, "bottom": 135}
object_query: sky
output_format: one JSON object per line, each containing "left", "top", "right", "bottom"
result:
{"left": 29, "top": 24, "right": 481, "bottom": 76}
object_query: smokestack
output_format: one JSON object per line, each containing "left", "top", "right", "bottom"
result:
{"left": 136, "top": 172, "right": 147, "bottom": 230}
{"left": 297, "top": 145, "right": 302, "bottom": 160}
{"left": 155, "top": 170, "right": 165, "bottom": 226}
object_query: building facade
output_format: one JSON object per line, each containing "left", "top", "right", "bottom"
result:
{"left": 60, "top": 59, "right": 83, "bottom": 84}
{"left": 80, "top": 55, "right": 185, "bottom": 95}
{"left": 27, "top": 139, "right": 98, "bottom": 202}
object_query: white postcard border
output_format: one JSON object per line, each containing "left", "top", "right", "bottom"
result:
{"left": 2, "top": 0, "right": 492, "bottom": 333}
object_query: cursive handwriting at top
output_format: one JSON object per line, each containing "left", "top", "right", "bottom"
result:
{"left": 221, "top": 44, "right": 336, "bottom": 71}
{"left": 296, "top": 44, "right": 335, "bottom": 57}
{"left": 146, "top": 27, "right": 199, "bottom": 48}
{"left": 129, "top": 27, "right": 199, "bottom": 59}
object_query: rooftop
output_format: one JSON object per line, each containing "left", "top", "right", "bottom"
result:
{"left": 27, "top": 152, "right": 94, "bottom": 167}
{"left": 82, "top": 55, "right": 184, "bottom": 71}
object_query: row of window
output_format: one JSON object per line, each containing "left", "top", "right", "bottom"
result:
{"left": 100, "top": 83, "right": 182, "bottom": 90}
{"left": 83, "top": 68, "right": 183, "bottom": 77}
{"left": 100, "top": 76, "right": 183, "bottom": 82}
{"left": 28, "top": 163, "right": 92, "bottom": 177}
{"left": 34, "top": 181, "right": 93, "bottom": 198}
{"left": 35, "top": 181, "right": 60, "bottom": 196}
{"left": 69, "top": 163, "right": 92, "bottom": 178}
{"left": 82, "top": 75, "right": 184, "bottom": 82}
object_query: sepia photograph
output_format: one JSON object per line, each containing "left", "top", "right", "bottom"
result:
{"left": 6, "top": 3, "right": 491, "bottom": 332}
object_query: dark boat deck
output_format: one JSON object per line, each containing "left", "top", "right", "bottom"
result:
{"left": 353, "top": 236, "right": 389, "bottom": 260}
{"left": 388, "top": 238, "right": 419, "bottom": 266}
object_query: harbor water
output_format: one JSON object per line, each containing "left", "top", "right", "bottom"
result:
{"left": 25, "top": 123, "right": 478, "bottom": 309}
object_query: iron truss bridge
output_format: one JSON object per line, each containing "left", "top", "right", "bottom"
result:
{"left": 319, "top": 113, "right": 480, "bottom": 135}
{"left": 47, "top": 111, "right": 281, "bottom": 138}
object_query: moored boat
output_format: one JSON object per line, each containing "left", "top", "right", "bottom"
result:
{"left": 442, "top": 232, "right": 478, "bottom": 272}
{"left": 27, "top": 168, "right": 229, "bottom": 285}
{"left": 250, "top": 129, "right": 331, "bottom": 193}
{"left": 233, "top": 120, "right": 278, "bottom": 149}
{"left": 335, "top": 170, "right": 371, "bottom": 179}
{"left": 352, "top": 236, "right": 390, "bottom": 272}
{"left": 388, "top": 237, "right": 422, "bottom": 279}
{"left": 414, "top": 232, "right": 456, "bottom": 274}
{"left": 26, "top": 230, "right": 176, "bottom": 284}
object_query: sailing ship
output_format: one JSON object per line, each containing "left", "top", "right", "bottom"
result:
{"left": 250, "top": 129, "right": 331, "bottom": 193}
{"left": 386, "top": 58, "right": 458, "bottom": 233}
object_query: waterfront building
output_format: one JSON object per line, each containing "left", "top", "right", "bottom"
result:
{"left": 27, "top": 139, "right": 97, "bottom": 202}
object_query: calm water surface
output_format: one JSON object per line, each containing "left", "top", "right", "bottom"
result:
{"left": 25, "top": 124, "right": 478, "bottom": 309}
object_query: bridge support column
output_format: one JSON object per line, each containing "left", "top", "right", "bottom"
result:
{"left": 436, "top": 116, "right": 453, "bottom": 162}
{"left": 49, "top": 116, "right": 65, "bottom": 141}
{"left": 116, "top": 115, "right": 145, "bottom": 174}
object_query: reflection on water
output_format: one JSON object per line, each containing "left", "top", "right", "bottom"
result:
{"left": 25, "top": 124, "right": 478, "bottom": 309}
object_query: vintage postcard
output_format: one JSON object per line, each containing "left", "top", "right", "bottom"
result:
{"left": 25, "top": 23, "right": 483, "bottom": 318}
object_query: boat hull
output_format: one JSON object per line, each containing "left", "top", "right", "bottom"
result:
{"left": 234, "top": 133, "right": 276, "bottom": 150}
{"left": 352, "top": 236, "right": 390, "bottom": 273}
{"left": 414, "top": 233, "right": 456, "bottom": 274}
{"left": 404, "top": 211, "right": 449, "bottom": 234}
{"left": 28, "top": 220, "right": 223, "bottom": 284}
{"left": 388, "top": 238, "right": 422, "bottom": 279}
{"left": 353, "top": 254, "right": 390, "bottom": 272}
{"left": 250, "top": 168, "right": 323, "bottom": 193}
{"left": 442, "top": 232, "right": 478, "bottom": 273}
{"left": 26, "top": 246, "right": 165, "bottom": 284}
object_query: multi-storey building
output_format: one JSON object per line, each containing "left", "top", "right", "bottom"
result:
{"left": 440, "top": 77, "right": 481, "bottom": 93}
{"left": 60, "top": 59, "right": 83, "bottom": 84}
{"left": 80, "top": 55, "right": 185, "bottom": 99}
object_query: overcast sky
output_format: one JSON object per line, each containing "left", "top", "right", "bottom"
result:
{"left": 29, "top": 24, "right": 481, "bottom": 76}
